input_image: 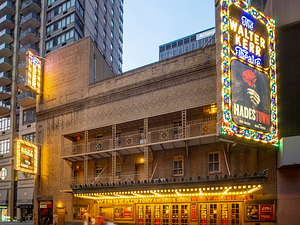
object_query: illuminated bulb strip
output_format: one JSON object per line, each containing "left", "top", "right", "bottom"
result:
{"left": 248, "top": 186, "right": 262, "bottom": 194}
{"left": 175, "top": 191, "right": 182, "bottom": 196}
{"left": 151, "top": 191, "right": 162, "bottom": 197}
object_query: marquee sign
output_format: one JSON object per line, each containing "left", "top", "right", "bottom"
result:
{"left": 220, "top": 0, "right": 278, "bottom": 145}
{"left": 25, "top": 50, "right": 41, "bottom": 94}
{"left": 16, "top": 138, "right": 38, "bottom": 175}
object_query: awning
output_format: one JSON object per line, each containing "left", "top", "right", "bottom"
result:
{"left": 17, "top": 188, "right": 34, "bottom": 207}
{"left": 71, "top": 169, "right": 269, "bottom": 200}
{"left": 0, "top": 189, "right": 8, "bottom": 205}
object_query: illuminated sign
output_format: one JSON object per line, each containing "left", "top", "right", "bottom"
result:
{"left": 220, "top": 0, "right": 278, "bottom": 145}
{"left": 25, "top": 50, "right": 41, "bottom": 94}
{"left": 16, "top": 138, "right": 38, "bottom": 175}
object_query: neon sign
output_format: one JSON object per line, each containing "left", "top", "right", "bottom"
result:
{"left": 220, "top": 0, "right": 278, "bottom": 145}
{"left": 15, "top": 138, "right": 38, "bottom": 175}
{"left": 25, "top": 50, "right": 41, "bottom": 94}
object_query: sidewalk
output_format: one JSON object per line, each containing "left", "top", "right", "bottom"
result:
{"left": 0, "top": 222, "right": 33, "bottom": 225}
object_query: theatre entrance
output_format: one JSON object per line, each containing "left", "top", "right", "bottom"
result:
{"left": 137, "top": 204, "right": 189, "bottom": 225}
{"left": 199, "top": 202, "right": 242, "bottom": 225}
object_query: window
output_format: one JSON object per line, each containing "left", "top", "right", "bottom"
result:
{"left": 0, "top": 117, "right": 10, "bottom": 132}
{"left": 95, "top": 165, "right": 103, "bottom": 177}
{"left": 104, "top": 5, "right": 107, "bottom": 13}
{"left": 174, "top": 156, "right": 183, "bottom": 176}
{"left": 0, "top": 139, "right": 10, "bottom": 154}
{"left": 94, "top": 54, "right": 97, "bottom": 82}
{"left": 111, "top": 20, "right": 114, "bottom": 28}
{"left": 209, "top": 152, "right": 220, "bottom": 172}
{"left": 95, "top": 0, "right": 98, "bottom": 10}
{"left": 110, "top": 43, "right": 113, "bottom": 51}
{"left": 110, "top": 55, "right": 113, "bottom": 63}
{"left": 0, "top": 167, "right": 7, "bottom": 180}
{"left": 139, "top": 128, "right": 145, "bottom": 144}
{"left": 116, "top": 163, "right": 121, "bottom": 179}
{"left": 116, "top": 131, "right": 121, "bottom": 146}
{"left": 111, "top": 9, "right": 114, "bottom": 17}
{"left": 23, "top": 133, "right": 36, "bottom": 143}
{"left": 174, "top": 121, "right": 182, "bottom": 139}
{"left": 111, "top": 32, "right": 114, "bottom": 39}
{"left": 23, "top": 107, "right": 36, "bottom": 125}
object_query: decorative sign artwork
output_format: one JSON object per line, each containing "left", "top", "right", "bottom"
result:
{"left": 25, "top": 50, "right": 41, "bottom": 94}
{"left": 220, "top": 0, "right": 278, "bottom": 145}
{"left": 16, "top": 138, "right": 38, "bottom": 175}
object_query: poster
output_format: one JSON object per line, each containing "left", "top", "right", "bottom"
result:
{"left": 114, "top": 208, "right": 123, "bottom": 219}
{"left": 231, "top": 60, "right": 271, "bottom": 132}
{"left": 123, "top": 207, "right": 132, "bottom": 219}
{"left": 246, "top": 205, "right": 259, "bottom": 220}
{"left": 260, "top": 205, "right": 274, "bottom": 220}
{"left": 38, "top": 201, "right": 52, "bottom": 225}
{"left": 114, "top": 207, "right": 133, "bottom": 220}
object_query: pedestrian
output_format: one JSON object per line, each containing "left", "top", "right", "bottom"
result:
{"left": 91, "top": 216, "right": 95, "bottom": 225}
{"left": 83, "top": 211, "right": 89, "bottom": 225}
{"left": 53, "top": 212, "right": 58, "bottom": 225}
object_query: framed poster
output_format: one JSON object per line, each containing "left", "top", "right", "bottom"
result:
{"left": 246, "top": 204, "right": 275, "bottom": 221}
{"left": 114, "top": 207, "right": 133, "bottom": 220}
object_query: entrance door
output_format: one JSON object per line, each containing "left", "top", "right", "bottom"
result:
{"left": 137, "top": 205, "right": 153, "bottom": 225}
{"left": 199, "top": 203, "right": 242, "bottom": 225}
{"left": 171, "top": 204, "right": 189, "bottom": 225}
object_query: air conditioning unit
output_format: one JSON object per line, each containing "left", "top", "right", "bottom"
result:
{"left": 94, "top": 142, "right": 103, "bottom": 150}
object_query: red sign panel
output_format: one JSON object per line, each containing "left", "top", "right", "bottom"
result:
{"left": 260, "top": 205, "right": 274, "bottom": 220}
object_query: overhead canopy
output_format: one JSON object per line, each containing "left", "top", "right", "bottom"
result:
{"left": 17, "top": 188, "right": 34, "bottom": 207}
{"left": 0, "top": 189, "right": 8, "bottom": 205}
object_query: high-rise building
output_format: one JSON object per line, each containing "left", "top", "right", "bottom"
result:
{"left": 44, "top": 0, "right": 124, "bottom": 74}
{"left": 159, "top": 28, "right": 215, "bottom": 61}
{"left": 0, "top": 0, "right": 123, "bottom": 221}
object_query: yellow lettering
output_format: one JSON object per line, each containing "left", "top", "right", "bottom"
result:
{"left": 249, "top": 42, "right": 255, "bottom": 54}
{"left": 236, "top": 34, "right": 241, "bottom": 46}
{"left": 260, "top": 37, "right": 265, "bottom": 49}
{"left": 256, "top": 45, "right": 261, "bottom": 57}
{"left": 229, "top": 19, "right": 238, "bottom": 32}
{"left": 243, "top": 38, "right": 248, "bottom": 50}
{"left": 238, "top": 25, "right": 244, "bottom": 36}
{"left": 254, "top": 34, "right": 259, "bottom": 45}
{"left": 244, "top": 28, "right": 249, "bottom": 39}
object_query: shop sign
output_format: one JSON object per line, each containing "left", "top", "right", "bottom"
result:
{"left": 25, "top": 50, "right": 41, "bottom": 94}
{"left": 97, "top": 197, "right": 182, "bottom": 205}
{"left": 220, "top": 0, "right": 278, "bottom": 145}
{"left": 15, "top": 138, "right": 38, "bottom": 175}
{"left": 191, "top": 195, "right": 253, "bottom": 202}
{"left": 191, "top": 205, "right": 196, "bottom": 220}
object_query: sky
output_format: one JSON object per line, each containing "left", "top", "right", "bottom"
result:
{"left": 122, "top": 0, "right": 216, "bottom": 72}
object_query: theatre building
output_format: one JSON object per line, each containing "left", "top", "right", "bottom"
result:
{"left": 33, "top": 34, "right": 277, "bottom": 225}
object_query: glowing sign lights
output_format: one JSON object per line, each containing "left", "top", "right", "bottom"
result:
{"left": 25, "top": 50, "right": 41, "bottom": 94}
{"left": 16, "top": 138, "right": 38, "bottom": 175}
{"left": 220, "top": 0, "right": 278, "bottom": 145}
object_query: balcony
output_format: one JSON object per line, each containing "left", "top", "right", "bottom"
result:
{"left": 0, "top": 57, "right": 12, "bottom": 71}
{"left": 0, "top": 85, "right": 10, "bottom": 100}
{"left": 0, "top": 42, "right": 12, "bottom": 57}
{"left": 0, "top": 28, "right": 12, "bottom": 43}
{"left": 19, "top": 42, "right": 39, "bottom": 61}
{"left": 0, "top": 0, "right": 15, "bottom": 5}
{"left": 19, "top": 27, "right": 40, "bottom": 45}
{"left": 0, "top": 2, "right": 15, "bottom": 18}
{"left": 17, "top": 75, "right": 28, "bottom": 92}
{"left": 20, "top": 12, "right": 40, "bottom": 30}
{"left": 21, "top": 0, "right": 41, "bottom": 16}
{"left": 17, "top": 90, "right": 36, "bottom": 107}
{"left": 0, "top": 99, "right": 10, "bottom": 116}
{"left": 0, "top": 71, "right": 11, "bottom": 86}
{"left": 0, "top": 15, "right": 14, "bottom": 31}
{"left": 18, "top": 61, "right": 26, "bottom": 76}
{"left": 62, "top": 117, "right": 217, "bottom": 160}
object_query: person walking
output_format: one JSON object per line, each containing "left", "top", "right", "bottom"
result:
{"left": 91, "top": 216, "right": 95, "bottom": 225}
{"left": 53, "top": 212, "right": 58, "bottom": 225}
{"left": 83, "top": 211, "right": 89, "bottom": 225}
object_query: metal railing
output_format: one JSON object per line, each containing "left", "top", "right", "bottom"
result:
{"left": 0, "top": 15, "right": 14, "bottom": 24}
{"left": 17, "top": 76, "right": 25, "bottom": 84}
{"left": 0, "top": 42, "right": 12, "bottom": 51}
{"left": 0, "top": 85, "right": 10, "bottom": 93}
{"left": 21, "top": 0, "right": 41, "bottom": 10}
{"left": 0, "top": 57, "right": 11, "bottom": 65}
{"left": 0, "top": 28, "right": 12, "bottom": 37}
{"left": 17, "top": 90, "right": 36, "bottom": 101}
{"left": 0, "top": 1, "right": 15, "bottom": 11}
{"left": 20, "top": 27, "right": 40, "bottom": 39}
{"left": 62, "top": 118, "right": 217, "bottom": 157}
{"left": 20, "top": 12, "right": 41, "bottom": 24}
{"left": 19, "top": 42, "right": 39, "bottom": 55}
{"left": 0, "top": 100, "right": 10, "bottom": 109}
{"left": 0, "top": 71, "right": 11, "bottom": 80}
